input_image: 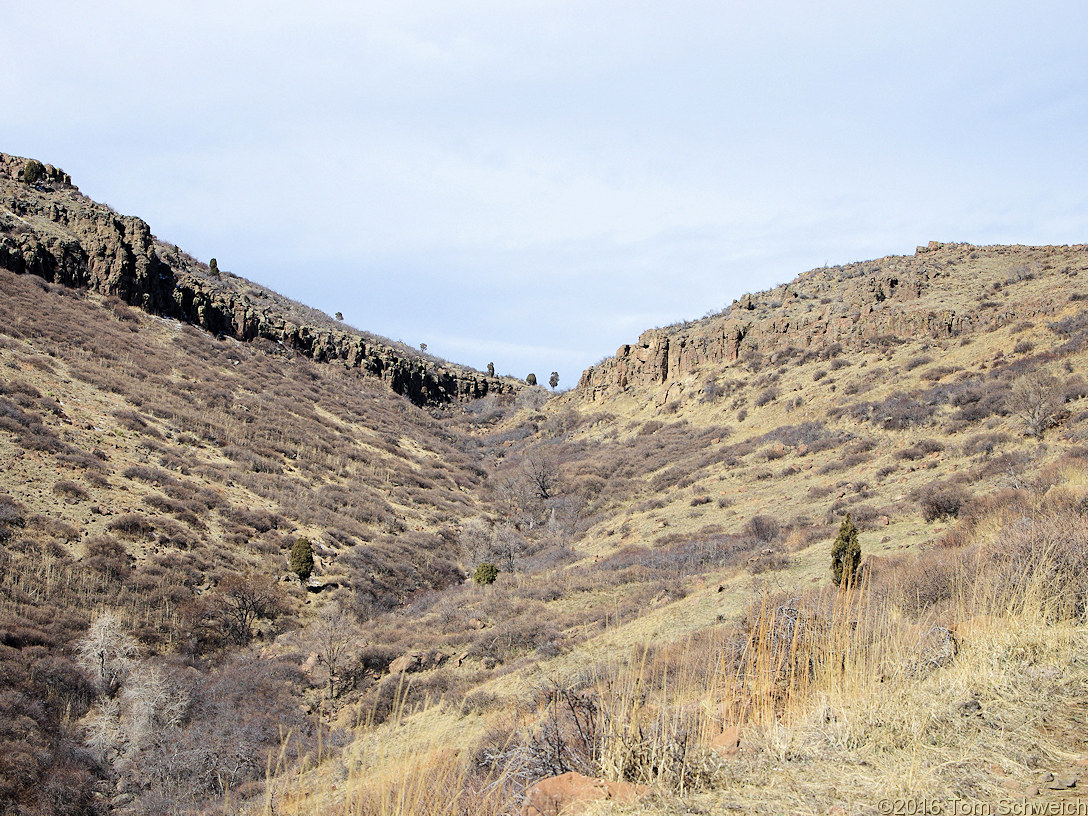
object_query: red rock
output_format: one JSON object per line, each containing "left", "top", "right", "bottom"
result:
{"left": 521, "top": 771, "right": 650, "bottom": 816}
{"left": 709, "top": 724, "right": 742, "bottom": 757}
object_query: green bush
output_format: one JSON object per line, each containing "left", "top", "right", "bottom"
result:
{"left": 473, "top": 562, "right": 498, "bottom": 585}
{"left": 830, "top": 514, "right": 861, "bottom": 588}
{"left": 21, "top": 159, "right": 45, "bottom": 185}
{"left": 289, "top": 537, "right": 314, "bottom": 582}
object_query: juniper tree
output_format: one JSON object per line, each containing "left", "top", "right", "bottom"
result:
{"left": 473, "top": 562, "right": 498, "bottom": 585}
{"left": 526, "top": 373, "right": 537, "bottom": 386}
{"left": 289, "top": 537, "right": 314, "bottom": 583}
{"left": 549, "top": 371, "right": 559, "bottom": 390}
{"left": 21, "top": 159, "right": 45, "bottom": 185}
{"left": 830, "top": 513, "right": 861, "bottom": 588}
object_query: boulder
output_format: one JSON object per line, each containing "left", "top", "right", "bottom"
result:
{"left": 907, "top": 624, "right": 958, "bottom": 675}
{"left": 387, "top": 650, "right": 448, "bottom": 675}
{"left": 521, "top": 771, "right": 650, "bottom": 816}
{"left": 709, "top": 724, "right": 742, "bottom": 757}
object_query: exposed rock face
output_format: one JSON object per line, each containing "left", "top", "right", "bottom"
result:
{"left": 387, "top": 650, "right": 449, "bottom": 674}
{"left": 520, "top": 771, "right": 651, "bottom": 816}
{"left": 0, "top": 152, "right": 516, "bottom": 407}
{"left": 577, "top": 241, "right": 1088, "bottom": 403}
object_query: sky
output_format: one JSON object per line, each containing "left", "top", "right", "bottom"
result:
{"left": 5, "top": 1, "right": 1088, "bottom": 387}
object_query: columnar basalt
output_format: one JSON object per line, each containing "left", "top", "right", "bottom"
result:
{"left": 0, "top": 153, "right": 514, "bottom": 407}
{"left": 577, "top": 241, "right": 1086, "bottom": 402}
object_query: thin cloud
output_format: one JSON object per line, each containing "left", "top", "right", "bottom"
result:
{"left": 3, "top": 1, "right": 1087, "bottom": 387}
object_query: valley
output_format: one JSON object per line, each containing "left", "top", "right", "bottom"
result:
{"left": 2, "top": 153, "right": 1088, "bottom": 815}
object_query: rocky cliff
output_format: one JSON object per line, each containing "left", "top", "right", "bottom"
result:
{"left": 0, "top": 153, "right": 516, "bottom": 406}
{"left": 577, "top": 241, "right": 1088, "bottom": 403}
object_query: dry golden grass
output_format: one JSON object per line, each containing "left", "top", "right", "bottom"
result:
{"left": 6, "top": 228, "right": 1088, "bottom": 816}
{"left": 263, "top": 487, "right": 1088, "bottom": 816}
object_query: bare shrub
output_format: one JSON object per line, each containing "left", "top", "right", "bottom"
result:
{"left": 985, "top": 513, "right": 1088, "bottom": 618}
{"left": 84, "top": 535, "right": 133, "bottom": 582}
{"left": 1047, "top": 310, "right": 1088, "bottom": 337}
{"left": 1013, "top": 340, "right": 1034, "bottom": 354}
{"left": 961, "top": 432, "right": 1009, "bottom": 457}
{"left": 52, "top": 479, "right": 88, "bottom": 503}
{"left": 889, "top": 548, "right": 975, "bottom": 614}
{"left": 913, "top": 480, "right": 969, "bottom": 522}
{"left": 516, "top": 386, "right": 550, "bottom": 411}
{"left": 213, "top": 573, "right": 287, "bottom": 645}
{"left": 754, "top": 387, "right": 779, "bottom": 407}
{"left": 0, "top": 495, "right": 27, "bottom": 539}
{"left": 596, "top": 533, "right": 759, "bottom": 577}
{"left": 107, "top": 513, "right": 155, "bottom": 541}
{"left": 743, "top": 515, "right": 781, "bottom": 543}
{"left": 1008, "top": 370, "right": 1066, "bottom": 437}
{"left": 896, "top": 438, "right": 944, "bottom": 461}
{"left": 860, "top": 392, "right": 934, "bottom": 429}
{"left": 748, "top": 545, "right": 789, "bottom": 574}
{"left": 77, "top": 612, "right": 140, "bottom": 697}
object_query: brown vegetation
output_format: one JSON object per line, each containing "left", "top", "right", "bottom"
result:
{"left": 4, "top": 213, "right": 1088, "bottom": 816}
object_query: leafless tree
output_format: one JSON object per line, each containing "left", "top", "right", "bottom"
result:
{"left": 458, "top": 517, "right": 526, "bottom": 571}
{"left": 494, "top": 471, "right": 537, "bottom": 529}
{"left": 312, "top": 603, "right": 361, "bottom": 696}
{"left": 525, "top": 454, "right": 557, "bottom": 501}
{"left": 215, "top": 573, "right": 286, "bottom": 645}
{"left": 491, "top": 524, "right": 525, "bottom": 572}
{"left": 516, "top": 386, "right": 550, "bottom": 410}
{"left": 1009, "top": 370, "right": 1066, "bottom": 438}
{"left": 83, "top": 697, "right": 127, "bottom": 774}
{"left": 458, "top": 517, "right": 495, "bottom": 564}
{"left": 77, "top": 612, "right": 139, "bottom": 697}
{"left": 79, "top": 620, "right": 189, "bottom": 784}
{"left": 119, "top": 664, "right": 188, "bottom": 753}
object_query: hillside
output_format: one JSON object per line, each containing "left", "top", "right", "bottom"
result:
{"left": 2, "top": 152, "right": 1088, "bottom": 816}
{"left": 579, "top": 240, "right": 1082, "bottom": 402}
{"left": 551, "top": 240, "right": 1088, "bottom": 557}
{"left": 0, "top": 152, "right": 516, "bottom": 407}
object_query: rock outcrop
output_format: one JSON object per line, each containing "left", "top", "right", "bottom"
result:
{"left": 387, "top": 650, "right": 449, "bottom": 674}
{"left": 0, "top": 152, "right": 516, "bottom": 407}
{"left": 520, "top": 771, "right": 651, "bottom": 816}
{"left": 576, "top": 242, "right": 1088, "bottom": 403}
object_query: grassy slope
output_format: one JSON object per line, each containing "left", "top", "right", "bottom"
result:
{"left": 0, "top": 267, "right": 506, "bottom": 813}
{"left": 5, "top": 241, "right": 1088, "bottom": 815}
{"left": 258, "top": 246, "right": 1088, "bottom": 815}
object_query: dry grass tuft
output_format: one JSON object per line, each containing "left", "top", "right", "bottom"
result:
{"left": 268, "top": 496, "right": 1088, "bottom": 815}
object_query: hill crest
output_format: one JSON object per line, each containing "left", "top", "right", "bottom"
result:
{"left": 0, "top": 152, "right": 517, "bottom": 406}
{"left": 576, "top": 240, "right": 1088, "bottom": 405}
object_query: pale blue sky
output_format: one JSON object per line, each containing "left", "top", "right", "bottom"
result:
{"left": 5, "top": 1, "right": 1087, "bottom": 386}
